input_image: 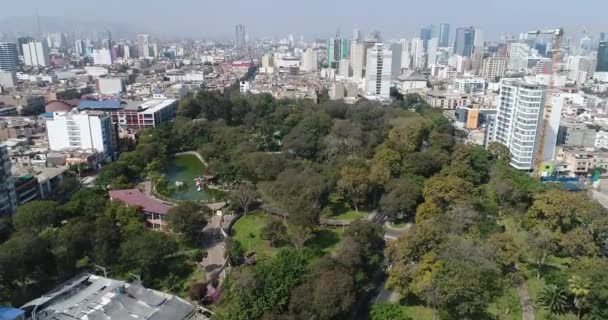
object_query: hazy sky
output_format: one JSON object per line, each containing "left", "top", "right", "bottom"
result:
{"left": 2, "top": 0, "right": 607, "bottom": 40}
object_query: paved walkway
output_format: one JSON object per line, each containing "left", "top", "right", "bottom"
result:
{"left": 514, "top": 264, "right": 535, "bottom": 320}
{"left": 200, "top": 215, "right": 225, "bottom": 278}
{"left": 383, "top": 221, "right": 413, "bottom": 240}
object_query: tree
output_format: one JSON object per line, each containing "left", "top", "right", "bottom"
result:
{"left": 380, "top": 179, "right": 422, "bottom": 221}
{"left": 337, "top": 160, "right": 371, "bottom": 212}
{"left": 188, "top": 282, "right": 208, "bottom": 303}
{"left": 120, "top": 230, "right": 178, "bottom": 278}
{"left": 63, "top": 188, "right": 108, "bottom": 217}
{"left": 167, "top": 201, "right": 211, "bottom": 244}
{"left": 370, "top": 303, "right": 412, "bottom": 320}
{"left": 422, "top": 175, "right": 473, "bottom": 208}
{"left": 225, "top": 238, "right": 245, "bottom": 266}
{"left": 13, "top": 201, "right": 64, "bottom": 231}
{"left": 487, "top": 142, "right": 511, "bottom": 162}
{"left": 569, "top": 275, "right": 591, "bottom": 319}
{"left": 260, "top": 219, "right": 287, "bottom": 247}
{"left": 386, "top": 117, "right": 429, "bottom": 156}
{"left": 559, "top": 227, "right": 598, "bottom": 258}
{"left": 527, "top": 227, "right": 558, "bottom": 279}
{"left": 230, "top": 182, "right": 258, "bottom": 215}
{"left": 402, "top": 151, "right": 447, "bottom": 178}
{"left": 538, "top": 284, "right": 568, "bottom": 316}
{"left": 93, "top": 213, "right": 121, "bottom": 266}
{"left": 369, "top": 146, "right": 401, "bottom": 187}
{"left": 0, "top": 232, "right": 53, "bottom": 299}
{"left": 415, "top": 201, "right": 442, "bottom": 222}
{"left": 289, "top": 266, "right": 357, "bottom": 320}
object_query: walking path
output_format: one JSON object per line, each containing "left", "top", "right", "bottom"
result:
{"left": 514, "top": 264, "right": 535, "bottom": 320}
{"left": 200, "top": 215, "right": 225, "bottom": 278}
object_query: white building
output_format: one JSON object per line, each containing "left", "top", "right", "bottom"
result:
{"left": 364, "top": 43, "right": 392, "bottom": 99}
{"left": 411, "top": 38, "right": 425, "bottom": 70}
{"left": 566, "top": 55, "right": 596, "bottom": 83}
{"left": 0, "top": 145, "right": 17, "bottom": 214}
{"left": 493, "top": 79, "right": 547, "bottom": 170}
{"left": 454, "top": 78, "right": 485, "bottom": 94}
{"left": 426, "top": 37, "right": 439, "bottom": 70}
{"left": 300, "top": 48, "right": 318, "bottom": 73}
{"left": 22, "top": 41, "right": 50, "bottom": 67}
{"left": 46, "top": 110, "right": 115, "bottom": 158}
{"left": 98, "top": 78, "right": 124, "bottom": 94}
{"left": 479, "top": 57, "right": 507, "bottom": 80}
{"left": 508, "top": 42, "right": 530, "bottom": 71}
{"left": 93, "top": 49, "right": 112, "bottom": 66}
{"left": 339, "top": 59, "right": 350, "bottom": 77}
{"left": 350, "top": 41, "right": 365, "bottom": 80}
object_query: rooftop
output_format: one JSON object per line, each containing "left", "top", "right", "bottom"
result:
{"left": 20, "top": 273, "right": 194, "bottom": 320}
{"left": 109, "top": 189, "right": 173, "bottom": 215}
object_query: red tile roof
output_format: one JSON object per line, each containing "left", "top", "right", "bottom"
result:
{"left": 109, "top": 189, "right": 173, "bottom": 215}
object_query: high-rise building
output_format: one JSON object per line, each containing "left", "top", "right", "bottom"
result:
{"left": 339, "top": 59, "right": 350, "bottom": 77}
{"left": 479, "top": 57, "right": 507, "bottom": 80}
{"left": 438, "top": 23, "right": 450, "bottom": 47}
{"left": 474, "top": 29, "right": 484, "bottom": 53}
{"left": 327, "top": 37, "right": 342, "bottom": 68}
{"left": 365, "top": 43, "right": 392, "bottom": 99}
{"left": 493, "top": 79, "right": 547, "bottom": 170}
{"left": 46, "top": 110, "right": 115, "bottom": 158}
{"left": 600, "top": 32, "right": 606, "bottom": 42}
{"left": 420, "top": 25, "right": 433, "bottom": 50}
{"left": 93, "top": 49, "right": 112, "bottom": 65}
{"left": 426, "top": 37, "right": 439, "bottom": 69}
{"left": 235, "top": 24, "right": 246, "bottom": 49}
{"left": 75, "top": 40, "right": 85, "bottom": 56}
{"left": 401, "top": 40, "right": 411, "bottom": 70}
{"left": 454, "top": 27, "right": 475, "bottom": 57}
{"left": 17, "top": 37, "right": 33, "bottom": 56}
{"left": 390, "top": 42, "right": 403, "bottom": 77}
{"left": 597, "top": 41, "right": 608, "bottom": 72}
{"left": 300, "top": 48, "right": 318, "bottom": 73}
{"left": 411, "top": 38, "right": 425, "bottom": 69}
{"left": 22, "top": 41, "right": 50, "bottom": 67}
{"left": 507, "top": 42, "right": 530, "bottom": 71}
{"left": 567, "top": 55, "right": 596, "bottom": 83}
{"left": 0, "top": 145, "right": 17, "bottom": 215}
{"left": 350, "top": 41, "right": 366, "bottom": 79}
{"left": 353, "top": 28, "right": 363, "bottom": 42}
{"left": 0, "top": 43, "right": 18, "bottom": 72}
{"left": 137, "top": 34, "right": 150, "bottom": 58}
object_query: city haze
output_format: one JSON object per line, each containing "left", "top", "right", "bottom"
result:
{"left": 1, "top": 0, "right": 607, "bottom": 39}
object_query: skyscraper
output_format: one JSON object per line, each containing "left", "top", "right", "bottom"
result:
{"left": 597, "top": 41, "right": 608, "bottom": 72}
{"left": 411, "top": 38, "right": 425, "bottom": 69}
{"left": 0, "top": 43, "right": 18, "bottom": 72}
{"left": 507, "top": 42, "right": 530, "bottom": 71}
{"left": 340, "top": 38, "right": 350, "bottom": 60}
{"left": 235, "top": 24, "right": 246, "bottom": 49}
{"left": 137, "top": 34, "right": 150, "bottom": 58}
{"left": 17, "top": 37, "right": 33, "bottom": 56}
{"left": 353, "top": 29, "right": 363, "bottom": 42}
{"left": 300, "top": 48, "right": 318, "bottom": 73}
{"left": 22, "top": 41, "right": 50, "bottom": 67}
{"left": 420, "top": 25, "right": 433, "bottom": 50}
{"left": 365, "top": 43, "right": 392, "bottom": 99}
{"left": 493, "top": 79, "right": 547, "bottom": 171}
{"left": 327, "top": 37, "right": 342, "bottom": 68}
{"left": 426, "top": 38, "right": 439, "bottom": 69}
{"left": 350, "top": 41, "right": 366, "bottom": 79}
{"left": 454, "top": 27, "right": 475, "bottom": 57}
{"left": 390, "top": 42, "right": 403, "bottom": 77}
{"left": 438, "top": 23, "right": 450, "bottom": 47}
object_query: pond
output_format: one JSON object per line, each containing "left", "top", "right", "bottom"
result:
{"left": 164, "top": 153, "right": 224, "bottom": 201}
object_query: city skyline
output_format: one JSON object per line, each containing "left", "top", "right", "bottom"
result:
{"left": 1, "top": 0, "right": 607, "bottom": 40}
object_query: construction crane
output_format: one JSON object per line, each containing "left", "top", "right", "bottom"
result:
{"left": 527, "top": 28, "right": 564, "bottom": 176}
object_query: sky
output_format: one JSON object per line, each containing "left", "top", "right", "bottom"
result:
{"left": 1, "top": 0, "right": 607, "bottom": 40}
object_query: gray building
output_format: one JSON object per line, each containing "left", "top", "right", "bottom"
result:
{"left": 0, "top": 43, "right": 18, "bottom": 72}
{"left": 557, "top": 122, "right": 597, "bottom": 148}
{"left": 454, "top": 27, "right": 475, "bottom": 57}
{"left": 390, "top": 42, "right": 403, "bottom": 78}
{"left": 438, "top": 23, "right": 450, "bottom": 47}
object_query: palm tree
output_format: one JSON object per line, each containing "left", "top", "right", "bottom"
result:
{"left": 568, "top": 275, "right": 591, "bottom": 319}
{"left": 538, "top": 284, "right": 568, "bottom": 315}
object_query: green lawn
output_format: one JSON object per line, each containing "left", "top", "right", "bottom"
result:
{"left": 305, "top": 228, "right": 345, "bottom": 256}
{"left": 231, "top": 210, "right": 347, "bottom": 257}
{"left": 231, "top": 210, "right": 276, "bottom": 256}
{"left": 403, "top": 305, "right": 435, "bottom": 320}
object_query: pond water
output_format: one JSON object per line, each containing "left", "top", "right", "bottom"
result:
{"left": 164, "top": 154, "right": 223, "bottom": 201}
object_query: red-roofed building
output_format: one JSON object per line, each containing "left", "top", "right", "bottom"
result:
{"left": 109, "top": 189, "right": 174, "bottom": 230}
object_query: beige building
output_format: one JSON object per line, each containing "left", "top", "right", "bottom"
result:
{"left": 479, "top": 57, "right": 507, "bottom": 80}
